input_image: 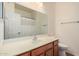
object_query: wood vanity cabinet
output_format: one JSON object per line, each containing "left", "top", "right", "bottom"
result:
{"left": 17, "top": 40, "right": 59, "bottom": 56}
{"left": 53, "top": 40, "right": 59, "bottom": 56}
{"left": 31, "top": 42, "right": 54, "bottom": 56}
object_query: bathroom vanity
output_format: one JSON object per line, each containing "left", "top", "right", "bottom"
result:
{"left": 14, "top": 36, "right": 59, "bottom": 56}
{"left": 0, "top": 36, "right": 59, "bottom": 56}
{"left": 17, "top": 40, "right": 59, "bottom": 56}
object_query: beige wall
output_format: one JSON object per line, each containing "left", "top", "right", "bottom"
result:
{"left": 55, "top": 2, "right": 79, "bottom": 55}
{"left": 43, "top": 2, "right": 56, "bottom": 36}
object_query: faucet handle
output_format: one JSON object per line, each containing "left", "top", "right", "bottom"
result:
{"left": 33, "top": 35, "right": 37, "bottom": 41}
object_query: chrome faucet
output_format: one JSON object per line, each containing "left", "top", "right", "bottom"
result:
{"left": 33, "top": 35, "right": 37, "bottom": 41}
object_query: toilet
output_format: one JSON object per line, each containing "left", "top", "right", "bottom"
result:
{"left": 59, "top": 43, "right": 68, "bottom": 56}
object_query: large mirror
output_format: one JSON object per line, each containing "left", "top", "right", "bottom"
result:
{"left": 4, "top": 2, "right": 48, "bottom": 39}
{"left": 0, "top": 2, "right": 3, "bottom": 18}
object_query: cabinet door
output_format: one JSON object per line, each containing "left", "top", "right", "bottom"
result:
{"left": 45, "top": 42, "right": 53, "bottom": 56}
{"left": 46, "top": 48, "right": 53, "bottom": 56}
{"left": 53, "top": 40, "right": 59, "bottom": 56}
{"left": 17, "top": 52, "right": 30, "bottom": 56}
{"left": 31, "top": 46, "right": 45, "bottom": 56}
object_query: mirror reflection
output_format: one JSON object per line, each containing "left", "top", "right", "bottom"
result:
{"left": 4, "top": 3, "right": 48, "bottom": 39}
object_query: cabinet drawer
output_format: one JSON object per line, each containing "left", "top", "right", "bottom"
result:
{"left": 31, "top": 46, "right": 45, "bottom": 56}
{"left": 54, "top": 40, "right": 58, "bottom": 46}
{"left": 17, "top": 52, "right": 30, "bottom": 56}
{"left": 45, "top": 43, "right": 53, "bottom": 50}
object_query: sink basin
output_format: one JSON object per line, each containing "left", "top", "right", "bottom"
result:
{"left": 32, "top": 39, "right": 42, "bottom": 44}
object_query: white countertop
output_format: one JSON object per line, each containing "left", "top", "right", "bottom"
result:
{"left": 0, "top": 35, "right": 58, "bottom": 56}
